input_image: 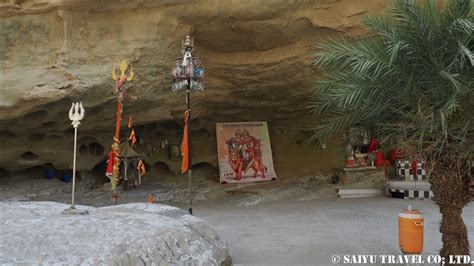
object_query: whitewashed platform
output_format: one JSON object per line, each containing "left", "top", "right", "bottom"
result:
{"left": 386, "top": 180, "right": 433, "bottom": 200}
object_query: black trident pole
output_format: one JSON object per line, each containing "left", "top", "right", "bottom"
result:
{"left": 171, "top": 35, "right": 204, "bottom": 215}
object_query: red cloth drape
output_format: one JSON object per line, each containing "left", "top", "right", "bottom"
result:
{"left": 411, "top": 159, "right": 418, "bottom": 178}
{"left": 105, "top": 101, "right": 122, "bottom": 178}
{"left": 389, "top": 148, "right": 404, "bottom": 162}
{"left": 368, "top": 138, "right": 379, "bottom": 153}
{"left": 105, "top": 150, "right": 115, "bottom": 178}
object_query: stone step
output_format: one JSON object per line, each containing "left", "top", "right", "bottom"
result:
{"left": 338, "top": 188, "right": 384, "bottom": 198}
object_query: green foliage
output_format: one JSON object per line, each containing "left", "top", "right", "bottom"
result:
{"left": 311, "top": 0, "right": 474, "bottom": 157}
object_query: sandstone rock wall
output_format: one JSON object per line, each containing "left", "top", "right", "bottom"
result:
{"left": 0, "top": 0, "right": 389, "bottom": 178}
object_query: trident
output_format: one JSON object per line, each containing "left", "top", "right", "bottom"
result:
{"left": 68, "top": 102, "right": 85, "bottom": 209}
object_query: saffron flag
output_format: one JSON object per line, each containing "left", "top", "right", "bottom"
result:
{"left": 128, "top": 116, "right": 137, "bottom": 146}
{"left": 180, "top": 110, "right": 190, "bottom": 174}
{"left": 137, "top": 159, "right": 146, "bottom": 176}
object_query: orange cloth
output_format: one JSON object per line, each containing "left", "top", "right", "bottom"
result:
{"left": 147, "top": 194, "right": 155, "bottom": 203}
{"left": 137, "top": 160, "right": 146, "bottom": 176}
{"left": 128, "top": 116, "right": 137, "bottom": 146}
{"left": 129, "top": 129, "right": 136, "bottom": 146}
{"left": 180, "top": 110, "right": 190, "bottom": 174}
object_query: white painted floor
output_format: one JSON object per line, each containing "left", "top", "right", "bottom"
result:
{"left": 195, "top": 197, "right": 474, "bottom": 265}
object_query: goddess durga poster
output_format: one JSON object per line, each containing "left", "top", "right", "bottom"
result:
{"left": 216, "top": 122, "right": 277, "bottom": 184}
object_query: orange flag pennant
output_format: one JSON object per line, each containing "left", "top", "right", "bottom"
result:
{"left": 137, "top": 159, "right": 146, "bottom": 176}
{"left": 129, "top": 129, "right": 136, "bottom": 146}
{"left": 180, "top": 110, "right": 190, "bottom": 174}
{"left": 128, "top": 116, "right": 137, "bottom": 146}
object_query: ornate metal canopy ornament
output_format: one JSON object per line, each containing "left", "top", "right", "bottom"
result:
{"left": 171, "top": 35, "right": 205, "bottom": 92}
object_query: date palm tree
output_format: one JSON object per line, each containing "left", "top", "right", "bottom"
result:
{"left": 310, "top": 0, "right": 473, "bottom": 260}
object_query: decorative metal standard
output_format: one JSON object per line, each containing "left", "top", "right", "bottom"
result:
{"left": 171, "top": 35, "right": 205, "bottom": 215}
{"left": 63, "top": 102, "right": 86, "bottom": 214}
{"left": 106, "top": 60, "right": 134, "bottom": 204}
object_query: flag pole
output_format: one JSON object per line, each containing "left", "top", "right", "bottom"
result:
{"left": 107, "top": 60, "right": 134, "bottom": 204}
{"left": 187, "top": 77, "right": 193, "bottom": 215}
{"left": 71, "top": 124, "right": 78, "bottom": 207}
{"left": 112, "top": 100, "right": 122, "bottom": 204}
{"left": 172, "top": 35, "right": 204, "bottom": 215}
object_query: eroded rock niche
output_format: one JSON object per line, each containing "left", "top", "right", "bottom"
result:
{"left": 0, "top": 0, "right": 389, "bottom": 181}
{"left": 1, "top": 113, "right": 344, "bottom": 181}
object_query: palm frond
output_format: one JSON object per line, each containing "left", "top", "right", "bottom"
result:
{"left": 310, "top": 0, "right": 474, "bottom": 157}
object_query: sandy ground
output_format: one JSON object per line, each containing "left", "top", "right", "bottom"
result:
{"left": 195, "top": 198, "right": 474, "bottom": 265}
{"left": 1, "top": 172, "right": 473, "bottom": 265}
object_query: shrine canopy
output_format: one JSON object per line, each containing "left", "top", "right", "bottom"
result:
{"left": 118, "top": 141, "right": 142, "bottom": 158}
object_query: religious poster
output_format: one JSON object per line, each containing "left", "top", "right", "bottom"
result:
{"left": 216, "top": 122, "right": 277, "bottom": 184}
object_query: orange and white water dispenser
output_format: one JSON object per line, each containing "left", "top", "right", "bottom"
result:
{"left": 398, "top": 205, "right": 424, "bottom": 254}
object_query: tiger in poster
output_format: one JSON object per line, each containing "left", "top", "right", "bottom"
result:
{"left": 216, "top": 122, "right": 277, "bottom": 184}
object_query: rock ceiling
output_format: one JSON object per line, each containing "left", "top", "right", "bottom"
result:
{"left": 0, "top": 0, "right": 389, "bottom": 176}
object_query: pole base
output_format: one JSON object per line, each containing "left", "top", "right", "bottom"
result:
{"left": 112, "top": 192, "right": 119, "bottom": 205}
{"left": 61, "top": 207, "right": 89, "bottom": 215}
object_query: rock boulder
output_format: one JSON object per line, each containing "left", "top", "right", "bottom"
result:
{"left": 0, "top": 201, "right": 231, "bottom": 265}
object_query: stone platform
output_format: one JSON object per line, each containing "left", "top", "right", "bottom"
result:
{"left": 386, "top": 180, "right": 433, "bottom": 200}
